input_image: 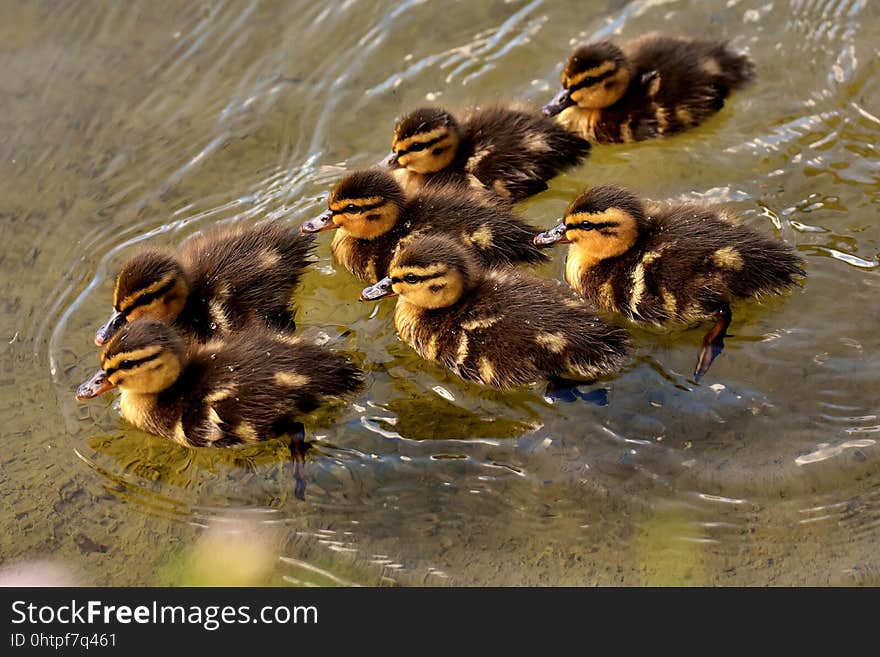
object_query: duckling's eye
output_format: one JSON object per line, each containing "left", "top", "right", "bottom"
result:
{"left": 403, "top": 274, "right": 419, "bottom": 284}
{"left": 120, "top": 360, "right": 134, "bottom": 369}
{"left": 408, "top": 142, "right": 427, "bottom": 152}
{"left": 344, "top": 204, "right": 359, "bottom": 213}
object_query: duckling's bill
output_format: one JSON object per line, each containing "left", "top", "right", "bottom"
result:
{"left": 300, "top": 209, "right": 337, "bottom": 233}
{"left": 94, "top": 310, "right": 126, "bottom": 345}
{"left": 378, "top": 150, "right": 399, "bottom": 168}
{"left": 75, "top": 370, "right": 116, "bottom": 400}
{"left": 534, "top": 223, "right": 570, "bottom": 246}
{"left": 541, "top": 88, "right": 574, "bottom": 116}
{"left": 360, "top": 276, "right": 397, "bottom": 301}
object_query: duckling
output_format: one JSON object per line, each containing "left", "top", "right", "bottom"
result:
{"left": 380, "top": 105, "right": 591, "bottom": 201}
{"left": 300, "top": 169, "right": 547, "bottom": 283}
{"left": 542, "top": 33, "right": 755, "bottom": 143}
{"left": 76, "top": 319, "right": 362, "bottom": 447}
{"left": 94, "top": 222, "right": 313, "bottom": 346}
{"left": 534, "top": 185, "right": 805, "bottom": 379}
{"left": 359, "top": 233, "right": 630, "bottom": 391}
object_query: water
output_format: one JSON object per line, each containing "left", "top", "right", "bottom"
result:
{"left": 1, "top": 0, "right": 879, "bottom": 586}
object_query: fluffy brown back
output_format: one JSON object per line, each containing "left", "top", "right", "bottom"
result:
{"left": 459, "top": 105, "right": 591, "bottom": 200}
{"left": 405, "top": 184, "right": 548, "bottom": 265}
{"left": 165, "top": 328, "right": 362, "bottom": 447}
{"left": 178, "top": 222, "right": 314, "bottom": 340}
{"left": 628, "top": 34, "right": 755, "bottom": 124}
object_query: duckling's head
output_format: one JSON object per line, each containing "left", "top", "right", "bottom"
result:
{"left": 301, "top": 170, "right": 405, "bottom": 240}
{"left": 542, "top": 42, "right": 631, "bottom": 115}
{"left": 94, "top": 251, "right": 190, "bottom": 346}
{"left": 534, "top": 185, "right": 644, "bottom": 260}
{"left": 360, "top": 234, "right": 476, "bottom": 309}
{"left": 381, "top": 107, "right": 462, "bottom": 174}
{"left": 77, "top": 320, "right": 185, "bottom": 400}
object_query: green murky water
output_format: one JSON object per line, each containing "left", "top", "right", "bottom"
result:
{"left": 1, "top": 0, "right": 879, "bottom": 586}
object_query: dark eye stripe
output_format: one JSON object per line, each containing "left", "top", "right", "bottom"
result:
{"left": 390, "top": 272, "right": 442, "bottom": 284}
{"left": 332, "top": 200, "right": 386, "bottom": 215}
{"left": 568, "top": 69, "right": 616, "bottom": 93}
{"left": 118, "top": 278, "right": 177, "bottom": 315}
{"left": 104, "top": 352, "right": 161, "bottom": 376}
{"left": 397, "top": 134, "right": 446, "bottom": 156}
{"left": 566, "top": 220, "right": 619, "bottom": 231}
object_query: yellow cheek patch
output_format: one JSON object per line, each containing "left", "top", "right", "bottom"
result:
{"left": 399, "top": 136, "right": 458, "bottom": 174}
{"left": 393, "top": 127, "right": 449, "bottom": 153}
{"left": 116, "top": 273, "right": 176, "bottom": 312}
{"left": 566, "top": 208, "right": 639, "bottom": 265}
{"left": 124, "top": 299, "right": 162, "bottom": 321}
{"left": 712, "top": 246, "right": 744, "bottom": 270}
{"left": 102, "top": 346, "right": 163, "bottom": 372}
{"left": 564, "top": 60, "right": 617, "bottom": 88}
{"left": 536, "top": 332, "right": 568, "bottom": 354}
{"left": 334, "top": 208, "right": 397, "bottom": 241}
{"left": 274, "top": 372, "right": 311, "bottom": 387}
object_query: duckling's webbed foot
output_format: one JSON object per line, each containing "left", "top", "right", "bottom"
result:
{"left": 694, "top": 305, "right": 732, "bottom": 382}
{"left": 285, "top": 422, "right": 309, "bottom": 501}
{"left": 544, "top": 378, "right": 609, "bottom": 406}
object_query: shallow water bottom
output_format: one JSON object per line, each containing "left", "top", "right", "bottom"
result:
{"left": 1, "top": 0, "right": 879, "bottom": 586}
